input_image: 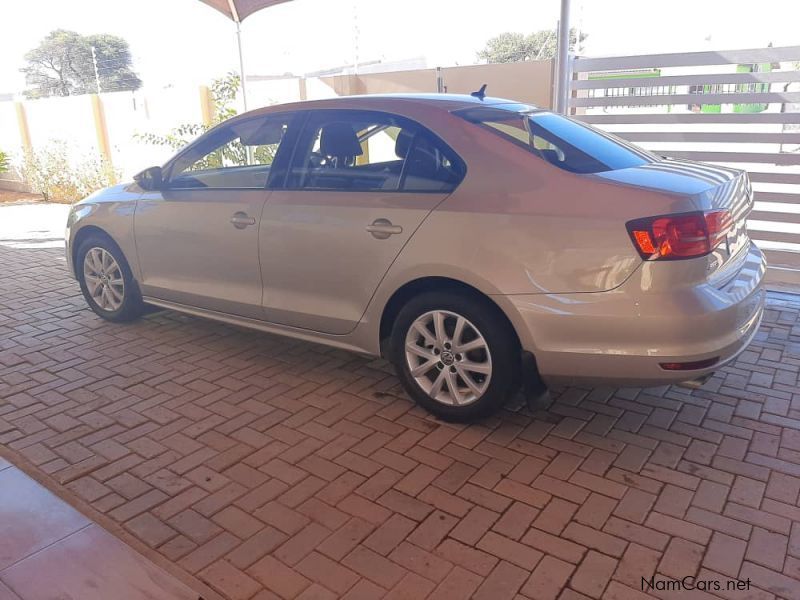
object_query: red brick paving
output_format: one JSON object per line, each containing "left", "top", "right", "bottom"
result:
{"left": 1, "top": 245, "right": 800, "bottom": 599}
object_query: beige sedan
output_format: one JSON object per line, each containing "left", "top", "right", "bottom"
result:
{"left": 66, "top": 93, "right": 765, "bottom": 420}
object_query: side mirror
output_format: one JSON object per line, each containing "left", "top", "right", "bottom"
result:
{"left": 133, "top": 166, "right": 163, "bottom": 191}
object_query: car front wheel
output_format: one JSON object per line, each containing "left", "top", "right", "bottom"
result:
{"left": 391, "top": 291, "right": 520, "bottom": 421}
{"left": 76, "top": 235, "right": 144, "bottom": 322}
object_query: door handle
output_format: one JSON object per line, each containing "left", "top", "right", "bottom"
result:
{"left": 230, "top": 212, "right": 256, "bottom": 229}
{"left": 366, "top": 218, "right": 402, "bottom": 240}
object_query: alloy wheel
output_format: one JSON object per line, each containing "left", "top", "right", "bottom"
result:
{"left": 83, "top": 247, "right": 125, "bottom": 312}
{"left": 404, "top": 310, "right": 492, "bottom": 406}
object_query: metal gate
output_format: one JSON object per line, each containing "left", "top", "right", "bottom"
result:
{"left": 569, "top": 46, "right": 800, "bottom": 287}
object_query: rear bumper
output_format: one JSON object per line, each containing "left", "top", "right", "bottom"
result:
{"left": 507, "top": 242, "right": 766, "bottom": 387}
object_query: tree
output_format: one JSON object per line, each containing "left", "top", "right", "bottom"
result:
{"left": 21, "top": 30, "right": 142, "bottom": 98}
{"left": 477, "top": 28, "right": 587, "bottom": 63}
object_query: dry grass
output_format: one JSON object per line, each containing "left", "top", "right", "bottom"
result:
{"left": 0, "top": 190, "right": 47, "bottom": 205}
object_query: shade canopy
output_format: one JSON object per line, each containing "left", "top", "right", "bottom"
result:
{"left": 199, "top": 0, "right": 294, "bottom": 23}
{"left": 196, "top": 0, "right": 571, "bottom": 114}
{"left": 198, "top": 0, "right": 297, "bottom": 110}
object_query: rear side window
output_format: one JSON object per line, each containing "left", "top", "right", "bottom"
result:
{"left": 455, "top": 106, "right": 655, "bottom": 174}
{"left": 287, "top": 110, "right": 465, "bottom": 193}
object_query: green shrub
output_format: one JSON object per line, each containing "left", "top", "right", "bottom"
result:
{"left": 135, "top": 72, "right": 242, "bottom": 151}
{"left": 135, "top": 73, "right": 278, "bottom": 171}
{"left": 21, "top": 141, "right": 120, "bottom": 203}
{"left": 0, "top": 150, "right": 9, "bottom": 173}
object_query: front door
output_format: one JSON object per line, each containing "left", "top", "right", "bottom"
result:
{"left": 135, "top": 112, "right": 298, "bottom": 319}
{"left": 260, "top": 109, "right": 465, "bottom": 334}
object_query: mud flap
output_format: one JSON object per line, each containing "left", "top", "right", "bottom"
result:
{"left": 521, "top": 351, "right": 550, "bottom": 410}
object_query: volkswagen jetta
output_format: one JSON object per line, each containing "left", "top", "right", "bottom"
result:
{"left": 66, "top": 93, "right": 766, "bottom": 420}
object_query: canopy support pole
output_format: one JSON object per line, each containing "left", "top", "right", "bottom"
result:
{"left": 554, "top": 0, "right": 571, "bottom": 114}
{"left": 227, "top": 0, "right": 248, "bottom": 112}
{"left": 236, "top": 21, "right": 248, "bottom": 112}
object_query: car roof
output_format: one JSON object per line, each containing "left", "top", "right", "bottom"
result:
{"left": 240, "top": 93, "right": 531, "bottom": 118}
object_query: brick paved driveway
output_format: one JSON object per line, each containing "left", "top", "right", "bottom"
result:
{"left": 1, "top": 243, "right": 799, "bottom": 600}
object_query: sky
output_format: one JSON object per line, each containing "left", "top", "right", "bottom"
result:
{"left": 1, "top": 0, "right": 799, "bottom": 94}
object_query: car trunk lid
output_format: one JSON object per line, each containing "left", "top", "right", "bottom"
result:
{"left": 593, "top": 158, "right": 754, "bottom": 275}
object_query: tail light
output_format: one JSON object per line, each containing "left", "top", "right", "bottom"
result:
{"left": 626, "top": 210, "right": 733, "bottom": 260}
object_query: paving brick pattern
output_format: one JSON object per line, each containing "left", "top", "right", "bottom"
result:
{"left": 1, "top": 244, "right": 800, "bottom": 600}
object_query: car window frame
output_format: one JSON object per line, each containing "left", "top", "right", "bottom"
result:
{"left": 279, "top": 108, "right": 466, "bottom": 194}
{"left": 161, "top": 111, "right": 303, "bottom": 192}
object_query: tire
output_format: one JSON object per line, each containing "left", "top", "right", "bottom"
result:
{"left": 76, "top": 234, "right": 144, "bottom": 323}
{"left": 390, "top": 291, "right": 520, "bottom": 421}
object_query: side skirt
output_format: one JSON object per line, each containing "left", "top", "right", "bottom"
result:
{"left": 142, "top": 296, "right": 375, "bottom": 356}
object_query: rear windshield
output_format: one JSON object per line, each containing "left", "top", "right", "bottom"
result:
{"left": 455, "top": 106, "right": 656, "bottom": 174}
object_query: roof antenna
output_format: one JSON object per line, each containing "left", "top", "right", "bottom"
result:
{"left": 470, "top": 83, "right": 487, "bottom": 100}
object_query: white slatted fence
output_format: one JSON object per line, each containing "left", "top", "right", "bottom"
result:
{"left": 570, "top": 46, "right": 800, "bottom": 288}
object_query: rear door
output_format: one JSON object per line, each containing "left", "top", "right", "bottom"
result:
{"left": 135, "top": 112, "right": 299, "bottom": 319}
{"left": 259, "top": 109, "right": 465, "bottom": 334}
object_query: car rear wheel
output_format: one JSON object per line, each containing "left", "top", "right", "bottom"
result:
{"left": 391, "top": 291, "right": 519, "bottom": 421}
{"left": 77, "top": 235, "right": 144, "bottom": 322}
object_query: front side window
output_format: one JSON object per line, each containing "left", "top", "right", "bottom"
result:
{"left": 455, "top": 106, "right": 656, "bottom": 174}
{"left": 167, "top": 114, "right": 295, "bottom": 189}
{"left": 287, "top": 110, "right": 464, "bottom": 193}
